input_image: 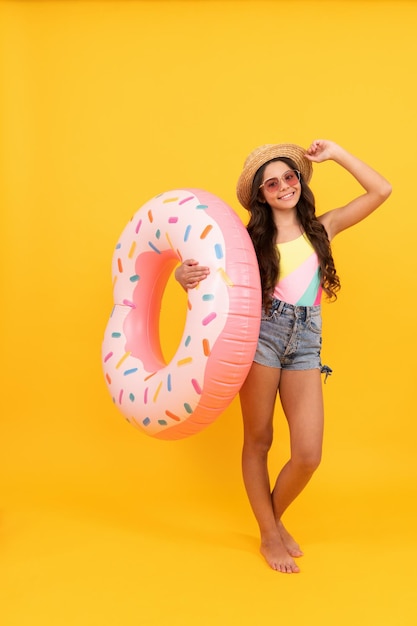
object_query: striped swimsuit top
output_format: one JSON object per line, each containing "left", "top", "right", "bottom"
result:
{"left": 273, "top": 233, "right": 322, "bottom": 306}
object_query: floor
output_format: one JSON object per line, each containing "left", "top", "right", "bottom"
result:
{"left": 2, "top": 421, "right": 416, "bottom": 626}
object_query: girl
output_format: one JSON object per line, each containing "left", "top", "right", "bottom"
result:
{"left": 175, "top": 140, "right": 391, "bottom": 573}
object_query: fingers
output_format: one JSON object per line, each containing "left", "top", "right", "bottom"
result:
{"left": 306, "top": 139, "right": 321, "bottom": 152}
{"left": 175, "top": 260, "right": 210, "bottom": 290}
{"left": 305, "top": 139, "right": 325, "bottom": 156}
{"left": 305, "top": 139, "right": 334, "bottom": 163}
{"left": 184, "top": 266, "right": 210, "bottom": 289}
{"left": 182, "top": 259, "right": 210, "bottom": 278}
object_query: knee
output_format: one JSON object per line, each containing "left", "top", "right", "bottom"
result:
{"left": 293, "top": 447, "right": 322, "bottom": 475}
{"left": 243, "top": 428, "right": 273, "bottom": 458}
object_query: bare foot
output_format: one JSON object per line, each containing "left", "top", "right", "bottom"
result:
{"left": 277, "top": 520, "right": 304, "bottom": 558}
{"left": 260, "top": 532, "right": 300, "bottom": 573}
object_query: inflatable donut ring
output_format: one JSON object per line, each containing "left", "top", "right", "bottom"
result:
{"left": 102, "top": 189, "right": 261, "bottom": 440}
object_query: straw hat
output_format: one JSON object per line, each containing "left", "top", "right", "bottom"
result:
{"left": 236, "top": 143, "right": 313, "bottom": 210}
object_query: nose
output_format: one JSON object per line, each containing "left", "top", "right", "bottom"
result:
{"left": 279, "top": 176, "right": 289, "bottom": 190}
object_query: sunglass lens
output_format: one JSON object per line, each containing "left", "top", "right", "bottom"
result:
{"left": 265, "top": 179, "right": 279, "bottom": 191}
{"left": 284, "top": 171, "right": 299, "bottom": 186}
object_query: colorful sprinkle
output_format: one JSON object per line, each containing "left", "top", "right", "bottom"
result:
{"left": 163, "top": 197, "right": 179, "bottom": 203}
{"left": 104, "top": 352, "right": 113, "bottom": 362}
{"left": 129, "top": 274, "right": 140, "bottom": 282}
{"left": 177, "top": 357, "right": 193, "bottom": 366}
{"left": 116, "top": 243, "right": 121, "bottom": 249}
{"left": 123, "top": 368, "right": 138, "bottom": 376}
{"left": 122, "top": 299, "right": 136, "bottom": 308}
{"left": 111, "top": 332, "right": 121, "bottom": 338}
{"left": 129, "top": 393, "right": 135, "bottom": 402}
{"left": 128, "top": 241, "right": 136, "bottom": 258}
{"left": 143, "top": 417, "right": 151, "bottom": 426}
{"left": 148, "top": 241, "right": 161, "bottom": 254}
{"left": 218, "top": 267, "right": 234, "bottom": 286}
{"left": 155, "top": 229, "right": 161, "bottom": 239}
{"left": 202, "top": 338, "right": 210, "bottom": 356}
{"left": 168, "top": 217, "right": 178, "bottom": 223}
{"left": 148, "top": 210, "right": 153, "bottom": 223}
{"left": 191, "top": 378, "right": 202, "bottom": 394}
{"left": 214, "top": 244, "right": 223, "bottom": 259}
{"left": 167, "top": 373, "right": 172, "bottom": 391}
{"left": 144, "top": 388, "right": 148, "bottom": 404}
{"left": 165, "top": 231, "right": 174, "bottom": 251}
{"left": 184, "top": 403, "right": 193, "bottom": 414}
{"left": 184, "top": 335, "right": 191, "bottom": 347}
{"left": 184, "top": 225, "right": 192, "bottom": 242}
{"left": 153, "top": 381, "right": 163, "bottom": 402}
{"left": 116, "top": 352, "right": 131, "bottom": 369}
{"left": 106, "top": 373, "right": 112, "bottom": 384}
{"left": 135, "top": 219, "right": 142, "bottom": 234}
{"left": 165, "top": 410, "right": 181, "bottom": 421}
{"left": 144, "top": 372, "right": 157, "bottom": 381}
{"left": 119, "top": 389, "right": 124, "bottom": 404}
{"left": 158, "top": 420, "right": 168, "bottom": 426}
{"left": 179, "top": 196, "right": 194, "bottom": 205}
{"left": 200, "top": 225, "right": 213, "bottom": 239}
{"left": 117, "top": 258, "right": 123, "bottom": 273}
{"left": 196, "top": 204, "right": 208, "bottom": 210}
{"left": 202, "top": 312, "right": 217, "bottom": 326}
{"left": 202, "top": 294, "right": 214, "bottom": 301}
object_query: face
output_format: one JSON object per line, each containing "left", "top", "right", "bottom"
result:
{"left": 259, "top": 160, "right": 301, "bottom": 210}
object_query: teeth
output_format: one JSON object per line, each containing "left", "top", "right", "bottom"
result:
{"left": 280, "top": 192, "right": 294, "bottom": 200}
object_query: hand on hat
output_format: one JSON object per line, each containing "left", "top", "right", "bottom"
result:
{"left": 305, "top": 139, "right": 339, "bottom": 163}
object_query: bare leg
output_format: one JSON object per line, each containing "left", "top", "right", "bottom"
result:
{"left": 272, "top": 369, "right": 324, "bottom": 555}
{"left": 240, "top": 362, "right": 300, "bottom": 573}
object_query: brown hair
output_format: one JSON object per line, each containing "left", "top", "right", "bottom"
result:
{"left": 247, "top": 157, "right": 340, "bottom": 312}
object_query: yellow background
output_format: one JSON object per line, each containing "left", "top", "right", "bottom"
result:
{"left": 1, "top": 1, "right": 416, "bottom": 624}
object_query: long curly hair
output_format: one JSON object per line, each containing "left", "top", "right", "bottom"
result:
{"left": 246, "top": 157, "right": 340, "bottom": 312}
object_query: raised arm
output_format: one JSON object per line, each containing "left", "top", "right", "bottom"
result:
{"left": 305, "top": 140, "right": 392, "bottom": 240}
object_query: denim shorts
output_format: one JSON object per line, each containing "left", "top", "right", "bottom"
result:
{"left": 254, "top": 298, "right": 323, "bottom": 371}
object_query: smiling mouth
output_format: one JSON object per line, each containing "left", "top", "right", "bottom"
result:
{"left": 279, "top": 191, "right": 295, "bottom": 200}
